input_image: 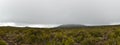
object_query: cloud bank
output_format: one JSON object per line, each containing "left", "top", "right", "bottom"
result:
{"left": 0, "top": 22, "right": 59, "bottom": 28}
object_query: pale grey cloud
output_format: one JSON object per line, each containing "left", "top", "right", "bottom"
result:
{"left": 0, "top": 0, "right": 120, "bottom": 25}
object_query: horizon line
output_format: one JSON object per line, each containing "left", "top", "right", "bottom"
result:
{"left": 0, "top": 22, "right": 120, "bottom": 28}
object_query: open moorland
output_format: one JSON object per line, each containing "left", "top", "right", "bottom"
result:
{"left": 0, "top": 25, "right": 120, "bottom": 45}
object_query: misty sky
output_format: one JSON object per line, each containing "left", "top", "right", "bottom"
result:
{"left": 0, "top": 0, "right": 120, "bottom": 25}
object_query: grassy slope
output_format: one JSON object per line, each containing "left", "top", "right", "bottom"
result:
{"left": 0, "top": 25, "right": 120, "bottom": 45}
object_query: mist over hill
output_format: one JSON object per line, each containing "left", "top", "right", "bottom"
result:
{"left": 56, "top": 24, "right": 86, "bottom": 28}
{"left": 1, "top": 22, "right": 120, "bottom": 28}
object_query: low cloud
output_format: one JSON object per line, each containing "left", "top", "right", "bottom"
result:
{"left": 0, "top": 22, "right": 59, "bottom": 28}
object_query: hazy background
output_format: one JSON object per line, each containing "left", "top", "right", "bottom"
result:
{"left": 0, "top": 0, "right": 120, "bottom": 25}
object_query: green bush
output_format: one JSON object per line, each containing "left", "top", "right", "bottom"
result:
{"left": 0, "top": 39, "right": 7, "bottom": 45}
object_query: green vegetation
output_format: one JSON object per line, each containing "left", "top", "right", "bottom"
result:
{"left": 0, "top": 25, "right": 120, "bottom": 45}
{"left": 0, "top": 39, "right": 7, "bottom": 45}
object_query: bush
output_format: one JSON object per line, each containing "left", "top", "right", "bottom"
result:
{"left": 0, "top": 39, "right": 7, "bottom": 45}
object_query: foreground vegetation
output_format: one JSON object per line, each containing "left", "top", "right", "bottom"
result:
{"left": 0, "top": 25, "right": 120, "bottom": 45}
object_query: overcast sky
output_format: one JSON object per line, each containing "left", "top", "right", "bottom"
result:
{"left": 0, "top": 0, "right": 120, "bottom": 25}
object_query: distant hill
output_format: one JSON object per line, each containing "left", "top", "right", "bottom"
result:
{"left": 56, "top": 24, "right": 86, "bottom": 28}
